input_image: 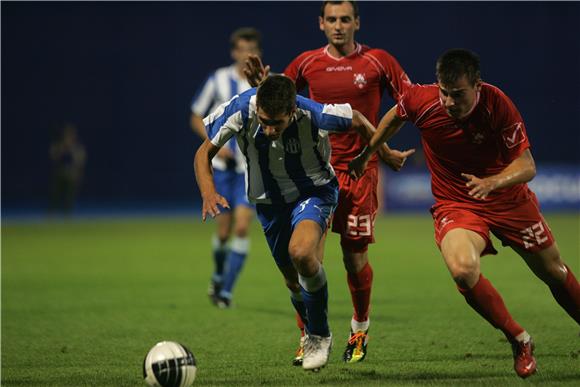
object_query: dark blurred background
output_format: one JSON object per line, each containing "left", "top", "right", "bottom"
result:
{"left": 2, "top": 1, "right": 579, "bottom": 214}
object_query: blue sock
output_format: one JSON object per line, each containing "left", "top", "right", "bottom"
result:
{"left": 219, "top": 237, "right": 249, "bottom": 299}
{"left": 212, "top": 235, "right": 228, "bottom": 282}
{"left": 290, "top": 291, "right": 309, "bottom": 328}
{"left": 299, "top": 267, "right": 330, "bottom": 337}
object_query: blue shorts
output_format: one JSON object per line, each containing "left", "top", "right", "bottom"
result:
{"left": 213, "top": 169, "right": 252, "bottom": 211}
{"left": 256, "top": 180, "right": 338, "bottom": 268}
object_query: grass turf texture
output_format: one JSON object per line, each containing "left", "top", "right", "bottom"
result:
{"left": 2, "top": 213, "right": 579, "bottom": 386}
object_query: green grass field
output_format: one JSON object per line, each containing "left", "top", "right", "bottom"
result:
{"left": 2, "top": 213, "right": 579, "bottom": 386}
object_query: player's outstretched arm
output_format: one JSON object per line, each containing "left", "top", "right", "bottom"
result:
{"left": 243, "top": 54, "right": 271, "bottom": 87}
{"left": 462, "top": 149, "right": 536, "bottom": 200}
{"left": 349, "top": 107, "right": 414, "bottom": 178}
{"left": 194, "top": 139, "right": 230, "bottom": 220}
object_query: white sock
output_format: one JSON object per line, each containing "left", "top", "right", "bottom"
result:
{"left": 515, "top": 331, "right": 531, "bottom": 343}
{"left": 298, "top": 265, "right": 327, "bottom": 293}
{"left": 212, "top": 234, "right": 228, "bottom": 252}
{"left": 351, "top": 318, "right": 369, "bottom": 333}
{"left": 230, "top": 236, "right": 250, "bottom": 254}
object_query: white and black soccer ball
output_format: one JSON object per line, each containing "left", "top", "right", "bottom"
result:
{"left": 143, "top": 341, "right": 197, "bottom": 387}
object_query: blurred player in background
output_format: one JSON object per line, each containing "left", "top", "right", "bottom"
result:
{"left": 190, "top": 27, "right": 262, "bottom": 308}
{"left": 244, "top": 0, "right": 412, "bottom": 364}
{"left": 349, "top": 48, "right": 580, "bottom": 379}
{"left": 195, "top": 75, "right": 410, "bottom": 371}
{"left": 49, "top": 123, "right": 86, "bottom": 215}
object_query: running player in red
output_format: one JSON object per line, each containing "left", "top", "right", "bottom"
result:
{"left": 245, "top": 0, "right": 413, "bottom": 365}
{"left": 349, "top": 48, "right": 580, "bottom": 378}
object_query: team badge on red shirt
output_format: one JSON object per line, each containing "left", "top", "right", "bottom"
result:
{"left": 501, "top": 122, "right": 526, "bottom": 149}
{"left": 353, "top": 73, "right": 367, "bottom": 89}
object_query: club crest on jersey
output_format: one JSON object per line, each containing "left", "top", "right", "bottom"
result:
{"left": 353, "top": 73, "right": 367, "bottom": 89}
{"left": 285, "top": 137, "right": 301, "bottom": 154}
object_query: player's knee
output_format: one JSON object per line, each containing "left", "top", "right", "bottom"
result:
{"left": 542, "top": 258, "right": 568, "bottom": 284}
{"left": 233, "top": 226, "right": 249, "bottom": 238}
{"left": 216, "top": 232, "right": 229, "bottom": 244}
{"left": 288, "top": 242, "right": 315, "bottom": 268}
{"left": 447, "top": 255, "right": 479, "bottom": 286}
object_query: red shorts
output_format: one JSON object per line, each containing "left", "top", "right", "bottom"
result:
{"left": 431, "top": 192, "right": 555, "bottom": 256}
{"left": 332, "top": 167, "right": 378, "bottom": 249}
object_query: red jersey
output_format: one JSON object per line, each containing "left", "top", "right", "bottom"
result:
{"left": 396, "top": 82, "right": 532, "bottom": 205}
{"left": 284, "top": 43, "right": 410, "bottom": 171}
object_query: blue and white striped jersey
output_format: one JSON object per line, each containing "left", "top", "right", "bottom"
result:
{"left": 191, "top": 64, "right": 250, "bottom": 173}
{"left": 204, "top": 88, "right": 353, "bottom": 204}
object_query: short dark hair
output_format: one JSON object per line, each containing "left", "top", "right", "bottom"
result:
{"left": 256, "top": 75, "right": 296, "bottom": 116}
{"left": 320, "top": 1, "right": 359, "bottom": 18}
{"left": 436, "top": 49, "right": 481, "bottom": 86}
{"left": 230, "top": 27, "right": 262, "bottom": 50}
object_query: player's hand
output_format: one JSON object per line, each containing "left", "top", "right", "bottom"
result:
{"left": 201, "top": 192, "right": 230, "bottom": 221}
{"left": 243, "top": 54, "right": 270, "bottom": 87}
{"left": 348, "top": 154, "right": 368, "bottom": 180}
{"left": 380, "top": 148, "right": 416, "bottom": 171}
{"left": 461, "top": 173, "right": 498, "bottom": 200}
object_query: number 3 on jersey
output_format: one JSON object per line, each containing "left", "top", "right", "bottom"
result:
{"left": 347, "top": 214, "right": 373, "bottom": 236}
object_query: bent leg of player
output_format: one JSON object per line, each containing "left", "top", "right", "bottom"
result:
{"left": 290, "top": 222, "right": 331, "bottom": 370}
{"left": 289, "top": 195, "right": 337, "bottom": 371}
{"left": 208, "top": 214, "right": 231, "bottom": 305}
{"left": 486, "top": 199, "right": 580, "bottom": 324}
{"left": 435, "top": 207, "right": 534, "bottom": 378}
{"left": 207, "top": 169, "right": 235, "bottom": 304}
{"left": 256, "top": 193, "right": 336, "bottom": 371}
{"left": 341, "top": 241, "right": 372, "bottom": 363}
{"left": 333, "top": 169, "right": 377, "bottom": 363}
{"left": 217, "top": 204, "right": 253, "bottom": 308}
{"left": 515, "top": 244, "right": 580, "bottom": 323}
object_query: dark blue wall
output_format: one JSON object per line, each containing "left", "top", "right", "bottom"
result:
{"left": 2, "top": 1, "right": 579, "bottom": 207}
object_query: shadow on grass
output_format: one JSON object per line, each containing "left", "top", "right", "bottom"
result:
{"left": 241, "top": 304, "right": 408, "bottom": 324}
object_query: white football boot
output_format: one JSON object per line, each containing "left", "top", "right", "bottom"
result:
{"left": 302, "top": 333, "right": 332, "bottom": 371}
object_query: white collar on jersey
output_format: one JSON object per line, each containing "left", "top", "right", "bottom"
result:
{"left": 324, "top": 42, "right": 362, "bottom": 61}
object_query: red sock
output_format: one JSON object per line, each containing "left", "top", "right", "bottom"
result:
{"left": 549, "top": 265, "right": 580, "bottom": 324}
{"left": 458, "top": 274, "right": 524, "bottom": 340}
{"left": 347, "top": 262, "right": 373, "bottom": 322}
{"left": 296, "top": 312, "right": 305, "bottom": 336}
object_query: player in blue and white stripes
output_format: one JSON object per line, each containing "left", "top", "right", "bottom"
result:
{"left": 195, "top": 75, "right": 409, "bottom": 370}
{"left": 190, "top": 27, "right": 262, "bottom": 308}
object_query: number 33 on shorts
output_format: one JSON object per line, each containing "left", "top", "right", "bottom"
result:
{"left": 347, "top": 214, "right": 373, "bottom": 237}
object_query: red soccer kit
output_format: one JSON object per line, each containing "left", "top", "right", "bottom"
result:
{"left": 396, "top": 83, "right": 555, "bottom": 254}
{"left": 285, "top": 43, "right": 410, "bottom": 245}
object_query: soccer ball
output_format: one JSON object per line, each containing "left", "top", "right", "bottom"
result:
{"left": 143, "top": 341, "right": 197, "bottom": 387}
